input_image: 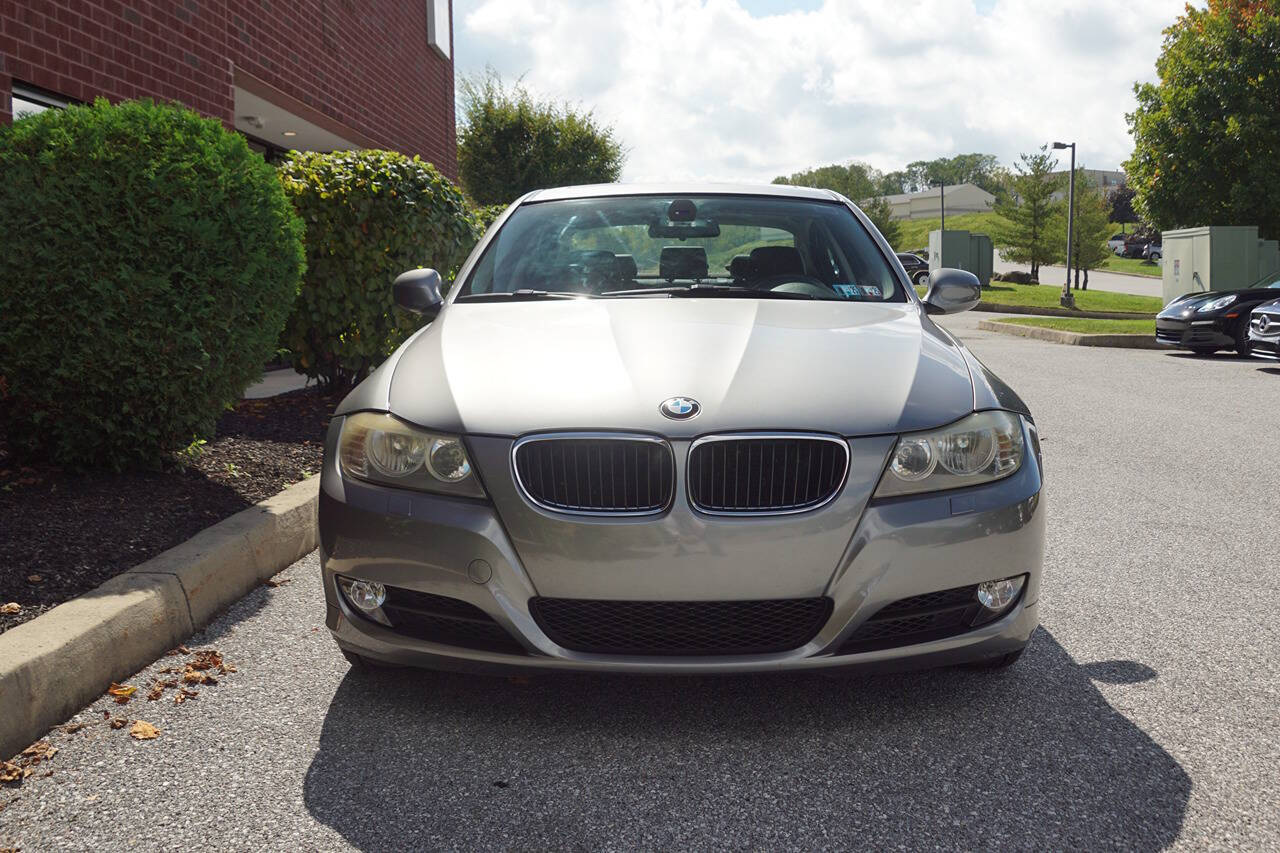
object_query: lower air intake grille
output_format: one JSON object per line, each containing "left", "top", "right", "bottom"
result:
{"left": 514, "top": 436, "right": 674, "bottom": 514}
{"left": 839, "top": 584, "right": 981, "bottom": 654}
{"left": 688, "top": 436, "right": 848, "bottom": 513}
{"left": 382, "top": 587, "right": 526, "bottom": 655}
{"left": 528, "top": 596, "right": 833, "bottom": 656}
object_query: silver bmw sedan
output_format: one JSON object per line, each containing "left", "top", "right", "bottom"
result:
{"left": 319, "top": 184, "right": 1045, "bottom": 675}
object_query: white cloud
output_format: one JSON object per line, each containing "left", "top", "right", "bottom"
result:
{"left": 455, "top": 0, "right": 1186, "bottom": 182}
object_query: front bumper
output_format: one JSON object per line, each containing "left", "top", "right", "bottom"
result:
{"left": 1155, "top": 316, "right": 1232, "bottom": 349}
{"left": 319, "top": 420, "right": 1045, "bottom": 674}
{"left": 1249, "top": 323, "right": 1280, "bottom": 359}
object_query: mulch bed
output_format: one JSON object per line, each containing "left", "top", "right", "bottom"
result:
{"left": 0, "top": 385, "right": 337, "bottom": 635}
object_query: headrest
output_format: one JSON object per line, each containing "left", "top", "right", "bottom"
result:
{"left": 572, "top": 250, "right": 620, "bottom": 285}
{"left": 749, "top": 246, "right": 805, "bottom": 278}
{"left": 659, "top": 246, "right": 708, "bottom": 281}
{"left": 726, "top": 255, "right": 753, "bottom": 279}
{"left": 615, "top": 254, "right": 638, "bottom": 280}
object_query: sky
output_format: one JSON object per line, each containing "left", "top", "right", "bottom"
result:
{"left": 453, "top": 0, "right": 1191, "bottom": 184}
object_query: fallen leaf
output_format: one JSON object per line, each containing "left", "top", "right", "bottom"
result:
{"left": 146, "top": 682, "right": 165, "bottom": 701}
{"left": 129, "top": 721, "right": 160, "bottom": 740}
{"left": 182, "top": 669, "right": 217, "bottom": 686}
{"left": 263, "top": 578, "right": 291, "bottom": 588}
{"left": 0, "top": 761, "right": 27, "bottom": 783}
{"left": 186, "top": 650, "right": 223, "bottom": 671}
{"left": 102, "top": 710, "right": 111, "bottom": 720}
{"left": 26, "top": 574, "right": 42, "bottom": 583}
{"left": 109, "top": 717, "right": 127, "bottom": 730}
{"left": 62, "top": 722, "right": 87, "bottom": 734}
{"left": 174, "top": 688, "right": 199, "bottom": 705}
{"left": 107, "top": 682, "right": 136, "bottom": 704}
{"left": 0, "top": 602, "right": 19, "bottom": 614}
{"left": 21, "top": 742, "right": 56, "bottom": 763}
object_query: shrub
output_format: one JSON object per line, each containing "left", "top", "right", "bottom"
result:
{"left": 0, "top": 99, "right": 305, "bottom": 470}
{"left": 277, "top": 150, "right": 481, "bottom": 392}
{"left": 457, "top": 70, "right": 625, "bottom": 206}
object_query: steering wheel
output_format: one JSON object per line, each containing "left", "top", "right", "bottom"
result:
{"left": 748, "top": 273, "right": 837, "bottom": 296}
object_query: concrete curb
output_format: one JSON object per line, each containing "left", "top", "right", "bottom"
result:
{"left": 0, "top": 477, "right": 319, "bottom": 759}
{"left": 975, "top": 302, "right": 1156, "bottom": 321}
{"left": 978, "top": 319, "right": 1162, "bottom": 349}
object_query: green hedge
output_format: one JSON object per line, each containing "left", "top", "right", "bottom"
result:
{"left": 0, "top": 99, "right": 305, "bottom": 470}
{"left": 277, "top": 150, "right": 481, "bottom": 391}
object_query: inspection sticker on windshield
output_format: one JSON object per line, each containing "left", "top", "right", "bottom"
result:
{"left": 834, "top": 283, "right": 880, "bottom": 299}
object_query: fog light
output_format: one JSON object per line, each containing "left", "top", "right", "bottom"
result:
{"left": 337, "top": 576, "right": 391, "bottom": 626}
{"left": 977, "top": 575, "right": 1026, "bottom": 611}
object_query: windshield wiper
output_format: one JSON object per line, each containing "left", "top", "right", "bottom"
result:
{"left": 601, "top": 285, "right": 815, "bottom": 300}
{"left": 455, "top": 290, "right": 595, "bottom": 302}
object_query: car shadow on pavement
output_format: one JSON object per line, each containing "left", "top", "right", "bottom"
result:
{"left": 302, "top": 627, "right": 1189, "bottom": 850}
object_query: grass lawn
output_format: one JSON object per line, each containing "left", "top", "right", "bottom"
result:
{"left": 1101, "top": 256, "right": 1163, "bottom": 278}
{"left": 893, "top": 211, "right": 1001, "bottom": 252}
{"left": 998, "top": 317, "right": 1155, "bottom": 335}
{"left": 914, "top": 282, "right": 1163, "bottom": 314}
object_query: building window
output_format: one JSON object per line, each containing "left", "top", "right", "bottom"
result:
{"left": 426, "top": 0, "right": 451, "bottom": 60}
{"left": 11, "top": 83, "right": 69, "bottom": 120}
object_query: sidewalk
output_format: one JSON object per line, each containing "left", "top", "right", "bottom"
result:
{"left": 993, "top": 260, "right": 1162, "bottom": 298}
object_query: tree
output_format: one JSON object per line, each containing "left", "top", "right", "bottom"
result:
{"left": 457, "top": 69, "right": 625, "bottom": 206}
{"left": 1056, "top": 171, "right": 1114, "bottom": 290}
{"left": 991, "top": 148, "right": 1064, "bottom": 280}
{"left": 902, "top": 153, "right": 1007, "bottom": 197}
{"left": 1107, "top": 184, "right": 1138, "bottom": 229}
{"left": 772, "top": 161, "right": 881, "bottom": 201}
{"left": 1126, "top": 1, "right": 1280, "bottom": 239}
{"left": 860, "top": 196, "right": 902, "bottom": 247}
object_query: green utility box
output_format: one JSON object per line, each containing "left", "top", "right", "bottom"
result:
{"left": 928, "top": 229, "right": 993, "bottom": 286}
{"left": 1162, "top": 225, "right": 1279, "bottom": 305}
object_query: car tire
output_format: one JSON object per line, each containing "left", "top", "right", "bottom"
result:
{"left": 966, "top": 646, "right": 1026, "bottom": 669}
{"left": 1233, "top": 319, "right": 1253, "bottom": 357}
{"left": 912, "top": 270, "right": 929, "bottom": 287}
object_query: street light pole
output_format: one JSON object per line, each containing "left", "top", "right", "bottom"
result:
{"left": 939, "top": 179, "right": 946, "bottom": 235}
{"left": 1052, "top": 141, "right": 1076, "bottom": 308}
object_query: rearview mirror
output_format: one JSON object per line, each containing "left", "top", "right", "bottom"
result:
{"left": 393, "top": 268, "right": 444, "bottom": 319}
{"left": 922, "top": 268, "right": 982, "bottom": 315}
{"left": 648, "top": 219, "right": 721, "bottom": 239}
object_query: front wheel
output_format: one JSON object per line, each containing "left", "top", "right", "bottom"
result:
{"left": 1234, "top": 319, "right": 1253, "bottom": 357}
{"left": 912, "top": 270, "right": 929, "bottom": 287}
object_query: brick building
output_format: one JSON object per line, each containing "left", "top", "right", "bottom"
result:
{"left": 0, "top": 0, "right": 456, "bottom": 176}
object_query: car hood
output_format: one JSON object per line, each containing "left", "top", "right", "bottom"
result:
{"left": 1161, "top": 289, "right": 1279, "bottom": 317}
{"left": 384, "top": 298, "right": 976, "bottom": 437}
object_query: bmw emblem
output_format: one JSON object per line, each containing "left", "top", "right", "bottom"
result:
{"left": 660, "top": 396, "right": 700, "bottom": 420}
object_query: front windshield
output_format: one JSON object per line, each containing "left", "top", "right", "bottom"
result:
{"left": 458, "top": 195, "right": 904, "bottom": 302}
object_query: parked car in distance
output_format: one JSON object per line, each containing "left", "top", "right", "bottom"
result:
{"left": 319, "top": 184, "right": 1045, "bottom": 677}
{"left": 1156, "top": 272, "right": 1280, "bottom": 355}
{"left": 1107, "top": 233, "right": 1126, "bottom": 254}
{"left": 1249, "top": 298, "right": 1280, "bottom": 360}
{"left": 1123, "top": 233, "right": 1161, "bottom": 259}
{"left": 1143, "top": 241, "right": 1162, "bottom": 262}
{"left": 897, "top": 252, "right": 929, "bottom": 286}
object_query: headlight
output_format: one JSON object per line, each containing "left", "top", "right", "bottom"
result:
{"left": 1197, "top": 294, "right": 1237, "bottom": 313}
{"left": 874, "top": 411, "right": 1025, "bottom": 498}
{"left": 338, "top": 412, "right": 485, "bottom": 498}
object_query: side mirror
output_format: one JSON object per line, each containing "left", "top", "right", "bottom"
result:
{"left": 922, "top": 268, "right": 982, "bottom": 315}
{"left": 393, "top": 268, "right": 444, "bottom": 320}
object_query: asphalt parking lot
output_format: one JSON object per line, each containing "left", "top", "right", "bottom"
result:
{"left": 4, "top": 318, "right": 1278, "bottom": 851}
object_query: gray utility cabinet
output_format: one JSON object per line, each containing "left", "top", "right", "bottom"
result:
{"left": 928, "top": 229, "right": 993, "bottom": 286}
{"left": 1162, "top": 225, "right": 1280, "bottom": 305}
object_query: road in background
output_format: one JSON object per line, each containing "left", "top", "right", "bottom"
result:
{"left": 994, "top": 257, "right": 1163, "bottom": 298}
{"left": 4, "top": 321, "right": 1279, "bottom": 850}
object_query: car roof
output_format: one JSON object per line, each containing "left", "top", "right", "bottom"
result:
{"left": 523, "top": 182, "right": 845, "bottom": 203}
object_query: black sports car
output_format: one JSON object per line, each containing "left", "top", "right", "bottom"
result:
{"left": 897, "top": 252, "right": 929, "bottom": 286}
{"left": 1156, "top": 275, "right": 1280, "bottom": 356}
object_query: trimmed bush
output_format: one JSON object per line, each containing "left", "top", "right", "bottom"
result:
{"left": 0, "top": 99, "right": 305, "bottom": 470}
{"left": 277, "top": 150, "right": 481, "bottom": 392}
